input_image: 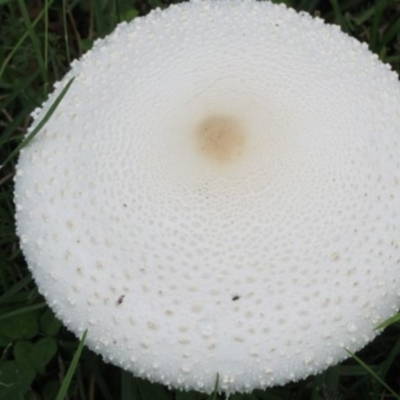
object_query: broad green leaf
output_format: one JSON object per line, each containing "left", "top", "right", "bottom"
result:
{"left": 0, "top": 312, "right": 39, "bottom": 340}
{"left": 0, "top": 360, "right": 36, "bottom": 400}
{"left": 81, "top": 39, "right": 94, "bottom": 52}
{"left": 40, "top": 308, "right": 62, "bottom": 336}
{"left": 0, "top": 334, "right": 10, "bottom": 348}
{"left": 14, "top": 338, "right": 57, "bottom": 374}
{"left": 121, "top": 9, "right": 138, "bottom": 22}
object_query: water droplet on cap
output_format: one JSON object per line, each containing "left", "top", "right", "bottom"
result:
{"left": 198, "top": 319, "right": 215, "bottom": 337}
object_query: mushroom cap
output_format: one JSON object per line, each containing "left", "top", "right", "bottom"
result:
{"left": 14, "top": 0, "right": 400, "bottom": 394}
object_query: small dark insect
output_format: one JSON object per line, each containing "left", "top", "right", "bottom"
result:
{"left": 232, "top": 295, "right": 240, "bottom": 301}
{"left": 117, "top": 295, "right": 125, "bottom": 305}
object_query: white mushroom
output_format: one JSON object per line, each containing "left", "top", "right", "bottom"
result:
{"left": 14, "top": 0, "right": 400, "bottom": 394}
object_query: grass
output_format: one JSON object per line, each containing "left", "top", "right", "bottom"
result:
{"left": 1, "top": 0, "right": 400, "bottom": 399}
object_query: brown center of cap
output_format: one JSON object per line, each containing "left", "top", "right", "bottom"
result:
{"left": 196, "top": 116, "right": 246, "bottom": 164}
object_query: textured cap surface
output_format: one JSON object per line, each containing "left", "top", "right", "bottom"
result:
{"left": 14, "top": 0, "right": 400, "bottom": 393}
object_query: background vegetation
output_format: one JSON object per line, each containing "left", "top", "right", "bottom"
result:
{"left": 1, "top": 0, "right": 400, "bottom": 399}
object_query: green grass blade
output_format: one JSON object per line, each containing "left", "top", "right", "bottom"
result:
{"left": 93, "top": 0, "right": 106, "bottom": 37}
{"left": 380, "top": 337, "right": 400, "bottom": 379}
{"left": 0, "top": 77, "right": 74, "bottom": 170}
{"left": 371, "top": 0, "right": 388, "bottom": 52}
{"left": 62, "top": 0, "right": 71, "bottom": 64}
{"left": 87, "top": 356, "right": 114, "bottom": 400}
{"left": 114, "top": 0, "right": 121, "bottom": 23}
{"left": 352, "top": 6, "right": 375, "bottom": 26}
{"left": 0, "top": 71, "right": 40, "bottom": 115}
{"left": 385, "top": 54, "right": 400, "bottom": 63}
{"left": 121, "top": 370, "right": 138, "bottom": 400}
{"left": 55, "top": 330, "right": 87, "bottom": 400}
{"left": 76, "top": 366, "right": 88, "bottom": 400}
{"left": 375, "top": 312, "right": 400, "bottom": 329}
{"left": 0, "top": 0, "right": 54, "bottom": 80}
{"left": 329, "top": 0, "right": 348, "bottom": 31}
{"left": 176, "top": 392, "right": 203, "bottom": 400}
{"left": 345, "top": 349, "right": 400, "bottom": 400}
{"left": 299, "top": 0, "right": 319, "bottom": 12}
{"left": 381, "top": 16, "right": 400, "bottom": 47}
{"left": 0, "top": 107, "right": 31, "bottom": 150}
{"left": 208, "top": 374, "right": 219, "bottom": 400}
{"left": 17, "top": 0, "right": 45, "bottom": 81}
{"left": 0, "top": 302, "right": 46, "bottom": 321}
{"left": 0, "top": 275, "right": 32, "bottom": 305}
{"left": 44, "top": 0, "right": 50, "bottom": 95}
{"left": 136, "top": 379, "right": 169, "bottom": 400}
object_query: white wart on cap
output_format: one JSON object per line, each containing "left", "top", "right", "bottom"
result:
{"left": 14, "top": 0, "right": 400, "bottom": 394}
